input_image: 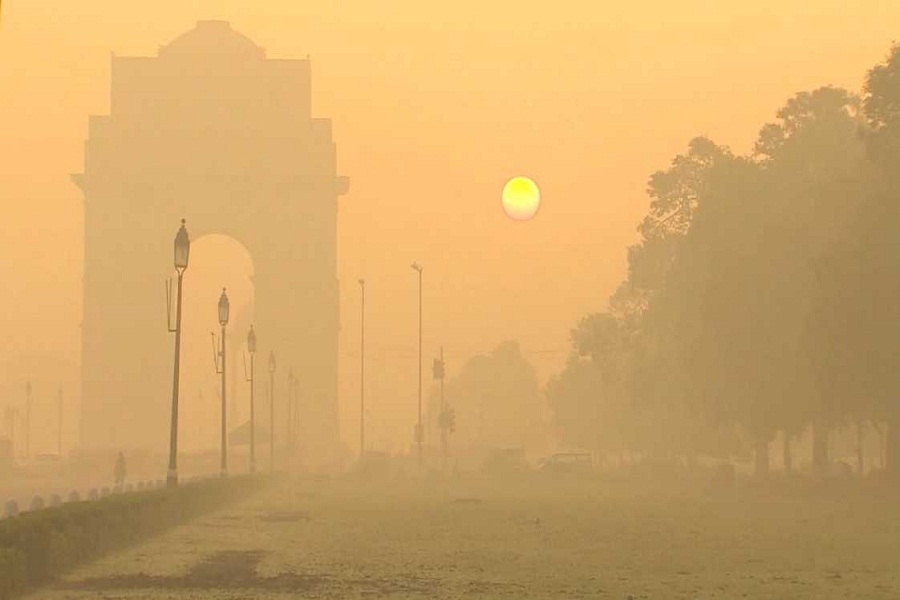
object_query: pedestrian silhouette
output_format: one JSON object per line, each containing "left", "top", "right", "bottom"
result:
{"left": 114, "top": 451, "right": 127, "bottom": 487}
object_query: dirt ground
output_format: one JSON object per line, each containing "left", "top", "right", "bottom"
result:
{"left": 21, "top": 474, "right": 900, "bottom": 599}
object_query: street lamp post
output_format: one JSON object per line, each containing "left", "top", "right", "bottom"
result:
{"left": 57, "top": 386, "right": 63, "bottom": 458}
{"left": 268, "top": 351, "right": 276, "bottom": 472}
{"left": 166, "top": 219, "right": 190, "bottom": 488}
{"left": 293, "top": 376, "right": 300, "bottom": 456}
{"left": 358, "top": 278, "right": 365, "bottom": 463}
{"left": 287, "top": 368, "right": 294, "bottom": 452}
{"left": 213, "top": 288, "right": 230, "bottom": 477}
{"left": 246, "top": 325, "right": 257, "bottom": 474}
{"left": 24, "top": 381, "right": 31, "bottom": 459}
{"left": 411, "top": 262, "right": 423, "bottom": 473}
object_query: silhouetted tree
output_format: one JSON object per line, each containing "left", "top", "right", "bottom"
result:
{"left": 758, "top": 86, "right": 866, "bottom": 475}
{"left": 849, "top": 46, "right": 900, "bottom": 474}
{"left": 548, "top": 314, "right": 637, "bottom": 457}
{"left": 550, "top": 44, "right": 900, "bottom": 480}
{"left": 440, "top": 341, "right": 543, "bottom": 451}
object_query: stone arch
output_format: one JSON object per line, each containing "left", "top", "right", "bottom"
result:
{"left": 73, "top": 21, "right": 348, "bottom": 467}
{"left": 179, "top": 233, "right": 254, "bottom": 454}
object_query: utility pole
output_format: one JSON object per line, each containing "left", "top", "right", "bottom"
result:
{"left": 268, "top": 351, "right": 276, "bottom": 472}
{"left": 246, "top": 326, "right": 257, "bottom": 475}
{"left": 287, "top": 369, "right": 294, "bottom": 453}
{"left": 411, "top": 262, "right": 423, "bottom": 473}
{"left": 359, "top": 278, "right": 365, "bottom": 463}
{"left": 293, "top": 377, "right": 300, "bottom": 457}
{"left": 440, "top": 348, "right": 446, "bottom": 470}
{"left": 25, "top": 381, "right": 31, "bottom": 459}
{"left": 57, "top": 386, "right": 63, "bottom": 458}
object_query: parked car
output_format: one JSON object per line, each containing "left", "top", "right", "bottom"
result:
{"left": 538, "top": 452, "right": 594, "bottom": 475}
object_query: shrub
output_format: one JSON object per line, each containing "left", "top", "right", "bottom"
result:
{"left": 0, "top": 549, "right": 26, "bottom": 598}
{"left": 0, "top": 475, "right": 264, "bottom": 600}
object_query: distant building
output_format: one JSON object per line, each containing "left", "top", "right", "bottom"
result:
{"left": 73, "top": 21, "right": 348, "bottom": 462}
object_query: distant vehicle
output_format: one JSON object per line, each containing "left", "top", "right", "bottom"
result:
{"left": 483, "top": 447, "right": 529, "bottom": 476}
{"left": 538, "top": 452, "right": 594, "bottom": 475}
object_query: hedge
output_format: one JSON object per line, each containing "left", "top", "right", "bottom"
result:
{"left": 0, "top": 475, "right": 265, "bottom": 599}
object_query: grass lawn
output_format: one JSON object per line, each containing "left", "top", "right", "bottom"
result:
{"left": 22, "top": 474, "right": 900, "bottom": 599}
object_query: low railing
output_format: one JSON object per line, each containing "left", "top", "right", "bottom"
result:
{"left": 2, "top": 474, "right": 214, "bottom": 519}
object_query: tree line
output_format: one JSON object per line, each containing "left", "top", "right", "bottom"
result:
{"left": 548, "top": 43, "right": 900, "bottom": 477}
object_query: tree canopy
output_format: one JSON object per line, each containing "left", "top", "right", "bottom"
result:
{"left": 548, "top": 50, "right": 900, "bottom": 477}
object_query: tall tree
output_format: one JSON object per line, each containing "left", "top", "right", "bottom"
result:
{"left": 756, "top": 86, "right": 865, "bottom": 475}
{"left": 830, "top": 47, "right": 900, "bottom": 474}
{"left": 547, "top": 314, "right": 636, "bottom": 456}
{"left": 439, "top": 341, "right": 543, "bottom": 451}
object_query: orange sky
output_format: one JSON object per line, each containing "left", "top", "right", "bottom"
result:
{"left": 1, "top": 1, "right": 899, "bottom": 454}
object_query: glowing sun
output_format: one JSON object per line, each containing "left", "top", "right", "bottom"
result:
{"left": 501, "top": 176, "right": 540, "bottom": 221}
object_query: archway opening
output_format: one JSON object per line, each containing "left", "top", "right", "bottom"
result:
{"left": 178, "top": 234, "right": 254, "bottom": 460}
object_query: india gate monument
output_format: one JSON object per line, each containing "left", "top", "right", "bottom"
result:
{"left": 73, "top": 21, "right": 349, "bottom": 463}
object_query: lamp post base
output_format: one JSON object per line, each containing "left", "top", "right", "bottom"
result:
{"left": 166, "top": 468, "right": 178, "bottom": 488}
{"left": 220, "top": 469, "right": 228, "bottom": 478}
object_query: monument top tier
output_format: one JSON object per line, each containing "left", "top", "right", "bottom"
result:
{"left": 159, "top": 20, "right": 266, "bottom": 60}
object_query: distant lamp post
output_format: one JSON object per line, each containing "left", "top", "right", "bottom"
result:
{"left": 287, "top": 368, "right": 294, "bottom": 452}
{"left": 212, "top": 288, "right": 230, "bottom": 477}
{"left": 24, "top": 381, "right": 31, "bottom": 460}
{"left": 166, "top": 219, "right": 190, "bottom": 488}
{"left": 433, "top": 348, "right": 446, "bottom": 473}
{"left": 245, "top": 325, "right": 257, "bottom": 474}
{"left": 284, "top": 368, "right": 294, "bottom": 452}
{"left": 268, "top": 351, "right": 276, "bottom": 472}
{"left": 293, "top": 375, "right": 300, "bottom": 456}
{"left": 57, "top": 386, "right": 63, "bottom": 458}
{"left": 358, "top": 278, "right": 365, "bottom": 463}
{"left": 411, "top": 261, "right": 423, "bottom": 473}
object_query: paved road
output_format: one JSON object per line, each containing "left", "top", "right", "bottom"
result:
{"left": 19, "top": 475, "right": 900, "bottom": 599}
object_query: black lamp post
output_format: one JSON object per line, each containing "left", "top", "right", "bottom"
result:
{"left": 167, "top": 219, "right": 190, "bottom": 488}
{"left": 216, "top": 288, "right": 230, "bottom": 477}
{"left": 268, "top": 351, "right": 276, "bottom": 472}
{"left": 246, "top": 325, "right": 257, "bottom": 474}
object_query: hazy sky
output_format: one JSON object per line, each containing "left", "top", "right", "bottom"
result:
{"left": 2, "top": 1, "right": 899, "bottom": 454}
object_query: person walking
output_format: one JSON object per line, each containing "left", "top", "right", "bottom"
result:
{"left": 114, "top": 451, "right": 127, "bottom": 488}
